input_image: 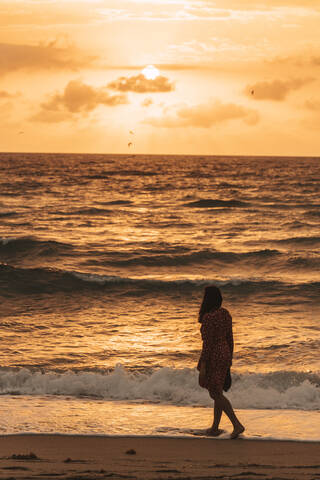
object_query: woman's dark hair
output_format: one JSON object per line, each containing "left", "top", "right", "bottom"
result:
{"left": 198, "top": 285, "right": 222, "bottom": 323}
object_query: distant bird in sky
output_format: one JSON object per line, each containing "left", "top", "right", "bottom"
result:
{"left": 251, "top": 89, "right": 254, "bottom": 95}
{"left": 128, "top": 142, "right": 133, "bottom": 148}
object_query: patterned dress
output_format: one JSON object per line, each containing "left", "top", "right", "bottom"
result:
{"left": 197, "top": 307, "right": 233, "bottom": 397}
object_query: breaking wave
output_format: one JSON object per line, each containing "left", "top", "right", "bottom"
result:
{"left": 0, "top": 366, "right": 319, "bottom": 410}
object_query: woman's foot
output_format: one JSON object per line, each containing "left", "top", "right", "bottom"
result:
{"left": 206, "top": 428, "right": 224, "bottom": 437}
{"left": 230, "top": 424, "right": 245, "bottom": 439}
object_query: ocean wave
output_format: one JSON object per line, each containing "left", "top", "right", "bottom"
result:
{"left": 99, "top": 200, "right": 133, "bottom": 206}
{"left": 183, "top": 198, "right": 250, "bottom": 208}
{"left": 69, "top": 273, "right": 319, "bottom": 303}
{"left": 0, "top": 366, "right": 319, "bottom": 410}
{"left": 271, "top": 236, "right": 320, "bottom": 246}
{"left": 84, "top": 169, "right": 157, "bottom": 177}
{"left": 287, "top": 255, "right": 320, "bottom": 268}
{"left": 2, "top": 236, "right": 319, "bottom": 272}
{"left": 0, "top": 211, "right": 19, "bottom": 218}
{"left": 85, "top": 249, "right": 281, "bottom": 267}
{"left": 0, "top": 236, "right": 74, "bottom": 258}
{"left": 50, "top": 207, "right": 112, "bottom": 216}
{"left": 307, "top": 210, "right": 320, "bottom": 218}
{"left": 1, "top": 264, "right": 319, "bottom": 298}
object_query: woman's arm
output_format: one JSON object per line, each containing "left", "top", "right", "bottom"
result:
{"left": 199, "top": 359, "right": 206, "bottom": 374}
{"left": 198, "top": 358, "right": 207, "bottom": 387}
{"left": 200, "top": 314, "right": 212, "bottom": 362}
{"left": 226, "top": 312, "right": 234, "bottom": 357}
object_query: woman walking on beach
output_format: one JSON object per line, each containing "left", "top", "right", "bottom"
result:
{"left": 197, "top": 285, "right": 245, "bottom": 439}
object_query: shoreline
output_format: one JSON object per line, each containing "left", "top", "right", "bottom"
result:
{"left": 1, "top": 397, "right": 319, "bottom": 442}
{"left": 1, "top": 432, "right": 320, "bottom": 443}
{"left": 0, "top": 435, "right": 319, "bottom": 480}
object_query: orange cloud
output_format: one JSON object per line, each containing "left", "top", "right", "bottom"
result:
{"left": 305, "top": 98, "right": 320, "bottom": 111}
{"left": 0, "top": 42, "right": 94, "bottom": 75}
{"left": 245, "top": 78, "right": 313, "bottom": 101}
{"left": 108, "top": 74, "right": 174, "bottom": 93}
{"left": 269, "top": 54, "right": 320, "bottom": 68}
{"left": 141, "top": 97, "right": 153, "bottom": 107}
{"left": 0, "top": 90, "right": 16, "bottom": 99}
{"left": 201, "top": 0, "right": 320, "bottom": 9}
{"left": 145, "top": 100, "right": 259, "bottom": 128}
{"left": 31, "top": 80, "right": 127, "bottom": 122}
{"left": 30, "top": 110, "right": 74, "bottom": 124}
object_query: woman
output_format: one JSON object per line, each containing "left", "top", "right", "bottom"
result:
{"left": 197, "top": 285, "right": 244, "bottom": 439}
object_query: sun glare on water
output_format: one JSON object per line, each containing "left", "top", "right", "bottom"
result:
{"left": 141, "top": 65, "right": 160, "bottom": 80}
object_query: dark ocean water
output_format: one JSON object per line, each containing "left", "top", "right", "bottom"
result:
{"left": 0, "top": 153, "right": 319, "bottom": 411}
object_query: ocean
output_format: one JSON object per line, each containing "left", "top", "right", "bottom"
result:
{"left": 0, "top": 152, "right": 319, "bottom": 441}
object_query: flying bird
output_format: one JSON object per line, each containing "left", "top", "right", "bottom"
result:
{"left": 128, "top": 142, "right": 133, "bottom": 148}
{"left": 251, "top": 90, "right": 254, "bottom": 96}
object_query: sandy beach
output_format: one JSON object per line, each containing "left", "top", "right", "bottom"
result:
{"left": 0, "top": 435, "right": 319, "bottom": 480}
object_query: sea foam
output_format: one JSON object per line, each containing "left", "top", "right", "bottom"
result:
{"left": 0, "top": 367, "right": 319, "bottom": 411}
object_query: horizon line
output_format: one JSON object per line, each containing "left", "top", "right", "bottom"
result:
{"left": 0, "top": 151, "right": 319, "bottom": 159}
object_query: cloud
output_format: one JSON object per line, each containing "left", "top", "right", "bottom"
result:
{"left": 267, "top": 54, "right": 320, "bottom": 68}
{"left": 145, "top": 100, "right": 259, "bottom": 128}
{"left": 0, "top": 42, "right": 95, "bottom": 75}
{"left": 97, "top": 4, "right": 233, "bottom": 21}
{"left": 245, "top": 78, "right": 313, "bottom": 101}
{"left": 108, "top": 74, "right": 174, "bottom": 93}
{"left": 305, "top": 98, "right": 320, "bottom": 111}
{"left": 141, "top": 97, "right": 153, "bottom": 107}
{"left": 0, "top": 90, "right": 17, "bottom": 99}
{"left": 199, "top": 0, "right": 320, "bottom": 10}
{"left": 96, "top": 0, "right": 320, "bottom": 22}
{"left": 31, "top": 80, "right": 127, "bottom": 122}
{"left": 91, "top": 1, "right": 320, "bottom": 22}
{"left": 30, "top": 110, "right": 74, "bottom": 124}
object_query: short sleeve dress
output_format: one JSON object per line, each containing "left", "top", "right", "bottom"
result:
{"left": 197, "top": 307, "right": 234, "bottom": 398}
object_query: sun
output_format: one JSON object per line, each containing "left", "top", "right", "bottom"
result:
{"left": 141, "top": 65, "right": 160, "bottom": 80}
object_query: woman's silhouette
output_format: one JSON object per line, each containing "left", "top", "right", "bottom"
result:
{"left": 197, "top": 285, "right": 245, "bottom": 439}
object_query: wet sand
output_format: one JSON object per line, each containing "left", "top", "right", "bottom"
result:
{"left": 0, "top": 435, "right": 319, "bottom": 479}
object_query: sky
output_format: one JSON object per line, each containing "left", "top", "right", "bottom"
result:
{"left": 1, "top": 0, "right": 320, "bottom": 155}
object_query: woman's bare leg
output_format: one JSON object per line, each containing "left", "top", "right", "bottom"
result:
{"left": 212, "top": 392, "right": 245, "bottom": 439}
{"left": 213, "top": 402, "right": 223, "bottom": 430}
{"left": 206, "top": 402, "right": 223, "bottom": 436}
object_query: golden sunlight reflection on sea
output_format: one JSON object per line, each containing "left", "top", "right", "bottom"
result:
{"left": 1, "top": 397, "right": 319, "bottom": 441}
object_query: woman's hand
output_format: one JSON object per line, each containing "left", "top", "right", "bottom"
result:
{"left": 198, "top": 361, "right": 206, "bottom": 388}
